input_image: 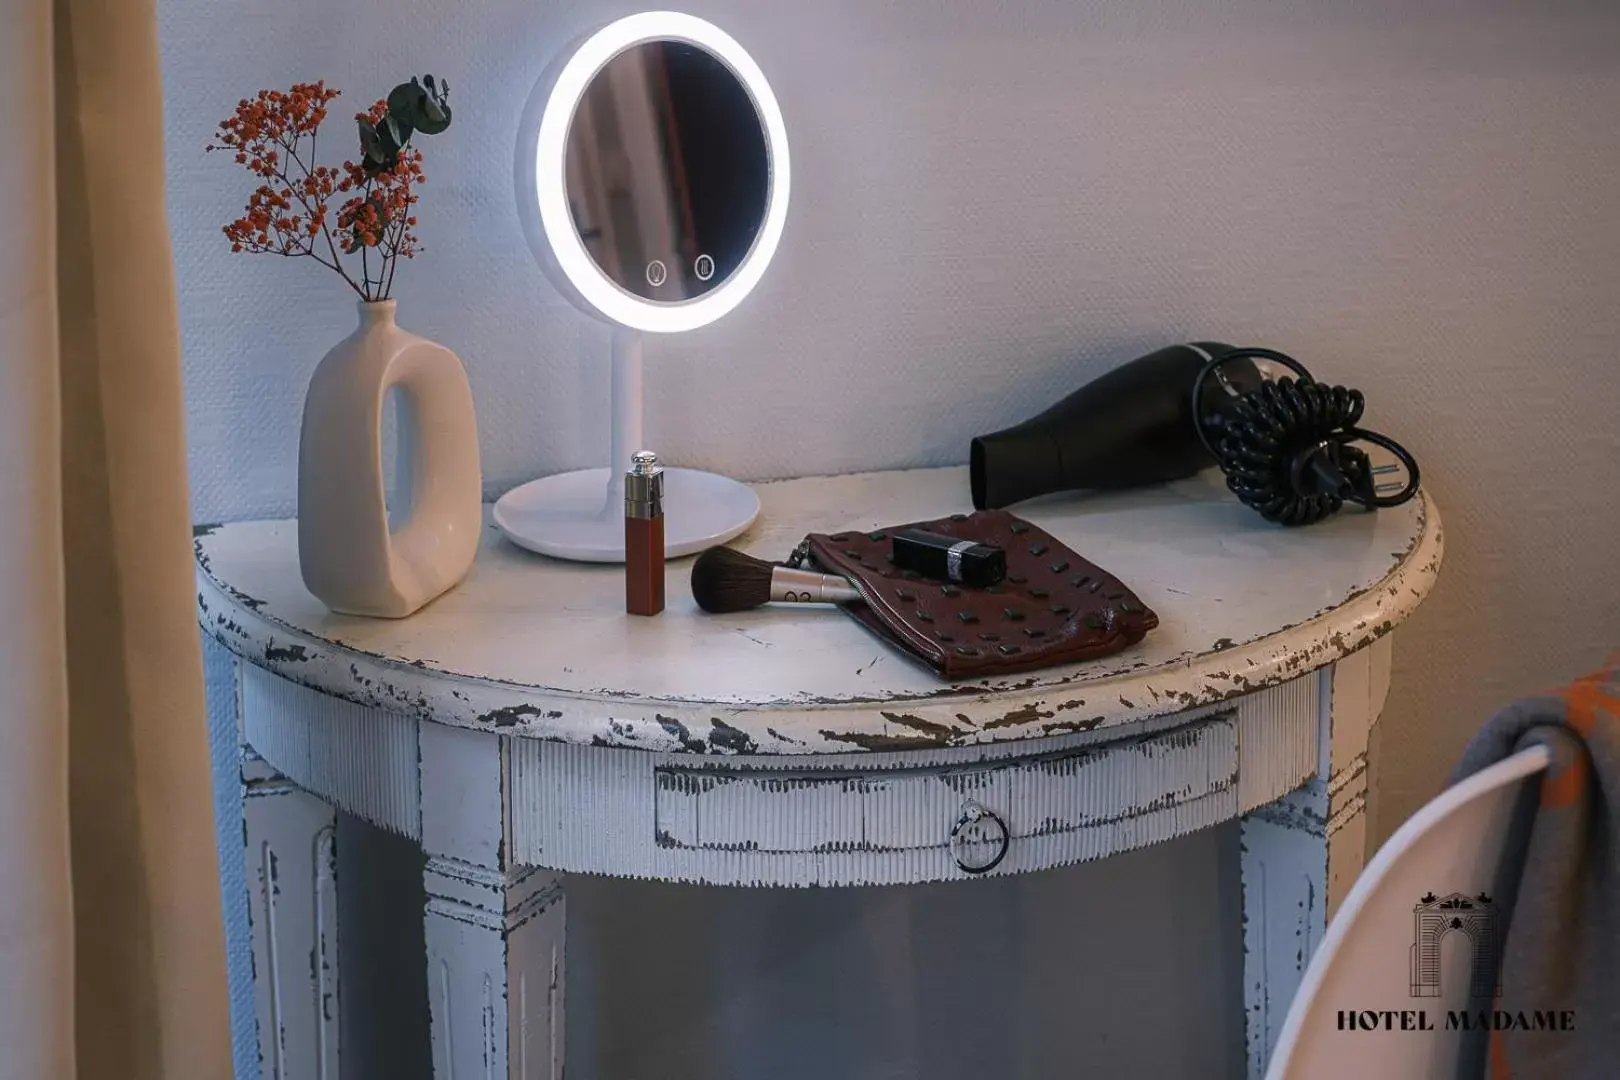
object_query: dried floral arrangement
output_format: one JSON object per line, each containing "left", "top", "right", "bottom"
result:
{"left": 208, "top": 75, "right": 452, "bottom": 301}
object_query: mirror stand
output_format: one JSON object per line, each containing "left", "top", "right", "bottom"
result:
{"left": 494, "top": 12, "right": 786, "bottom": 564}
{"left": 492, "top": 326, "right": 761, "bottom": 563}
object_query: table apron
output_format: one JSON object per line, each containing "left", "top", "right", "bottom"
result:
{"left": 239, "top": 661, "right": 1322, "bottom": 886}
{"left": 506, "top": 674, "right": 1320, "bottom": 886}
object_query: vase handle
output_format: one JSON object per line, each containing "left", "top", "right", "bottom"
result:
{"left": 387, "top": 388, "right": 417, "bottom": 532}
{"left": 378, "top": 339, "right": 483, "bottom": 608}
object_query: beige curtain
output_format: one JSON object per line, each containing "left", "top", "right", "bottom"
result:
{"left": 0, "top": 0, "right": 232, "bottom": 1076}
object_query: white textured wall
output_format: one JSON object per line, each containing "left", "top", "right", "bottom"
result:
{"left": 162, "top": 1, "right": 1620, "bottom": 1076}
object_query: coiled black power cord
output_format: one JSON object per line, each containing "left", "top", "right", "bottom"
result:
{"left": 1191, "top": 347, "right": 1420, "bottom": 526}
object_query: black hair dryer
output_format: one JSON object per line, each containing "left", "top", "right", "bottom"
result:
{"left": 970, "top": 343, "right": 1420, "bottom": 526}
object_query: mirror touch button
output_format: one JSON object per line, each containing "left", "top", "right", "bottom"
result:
{"left": 645, "top": 260, "right": 667, "bottom": 287}
{"left": 694, "top": 254, "right": 715, "bottom": 281}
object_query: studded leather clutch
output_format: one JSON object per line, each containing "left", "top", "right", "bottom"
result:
{"left": 797, "top": 509, "right": 1158, "bottom": 680}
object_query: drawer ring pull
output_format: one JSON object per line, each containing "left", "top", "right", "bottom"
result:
{"left": 949, "top": 800, "right": 1010, "bottom": 874}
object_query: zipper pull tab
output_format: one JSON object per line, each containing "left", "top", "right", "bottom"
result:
{"left": 785, "top": 539, "right": 811, "bottom": 569}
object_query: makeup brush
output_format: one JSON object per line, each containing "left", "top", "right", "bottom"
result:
{"left": 690, "top": 546, "right": 862, "bottom": 613}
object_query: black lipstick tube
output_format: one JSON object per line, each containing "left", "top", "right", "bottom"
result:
{"left": 891, "top": 529, "right": 1006, "bottom": 588}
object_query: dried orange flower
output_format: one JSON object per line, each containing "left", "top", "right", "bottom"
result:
{"left": 208, "top": 80, "right": 442, "bottom": 301}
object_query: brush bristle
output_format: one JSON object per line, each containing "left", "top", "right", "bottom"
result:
{"left": 690, "top": 546, "right": 776, "bottom": 613}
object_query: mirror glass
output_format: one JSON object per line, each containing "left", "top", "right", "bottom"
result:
{"left": 563, "top": 40, "right": 770, "bottom": 303}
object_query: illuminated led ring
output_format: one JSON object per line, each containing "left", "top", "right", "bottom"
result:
{"left": 949, "top": 800, "right": 1010, "bottom": 874}
{"left": 534, "top": 11, "right": 791, "bottom": 333}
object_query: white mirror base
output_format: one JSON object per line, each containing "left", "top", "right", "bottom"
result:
{"left": 492, "top": 466, "right": 760, "bottom": 563}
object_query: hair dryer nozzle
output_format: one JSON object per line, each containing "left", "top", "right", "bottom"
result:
{"left": 970, "top": 422, "right": 1065, "bottom": 511}
{"left": 970, "top": 343, "right": 1261, "bottom": 510}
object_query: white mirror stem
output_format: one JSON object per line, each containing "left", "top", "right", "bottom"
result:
{"left": 607, "top": 325, "right": 643, "bottom": 503}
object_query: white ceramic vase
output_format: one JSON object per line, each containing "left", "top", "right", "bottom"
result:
{"left": 297, "top": 300, "right": 482, "bottom": 618}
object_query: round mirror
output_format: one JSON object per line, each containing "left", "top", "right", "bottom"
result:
{"left": 533, "top": 12, "right": 790, "bottom": 333}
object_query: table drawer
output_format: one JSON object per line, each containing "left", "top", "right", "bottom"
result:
{"left": 507, "top": 674, "right": 1320, "bottom": 885}
{"left": 652, "top": 714, "right": 1237, "bottom": 858}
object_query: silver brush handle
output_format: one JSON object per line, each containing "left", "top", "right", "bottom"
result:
{"left": 768, "top": 566, "right": 861, "bottom": 605}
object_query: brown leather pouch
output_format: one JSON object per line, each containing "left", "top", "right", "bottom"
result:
{"left": 795, "top": 509, "right": 1158, "bottom": 680}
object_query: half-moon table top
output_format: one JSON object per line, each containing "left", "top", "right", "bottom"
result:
{"left": 195, "top": 466, "right": 1442, "bottom": 756}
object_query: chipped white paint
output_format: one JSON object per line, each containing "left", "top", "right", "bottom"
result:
{"left": 194, "top": 466, "right": 1442, "bottom": 756}
{"left": 424, "top": 863, "right": 565, "bottom": 1080}
{"left": 1240, "top": 642, "right": 1393, "bottom": 1079}
{"left": 241, "top": 663, "right": 420, "bottom": 838}
{"left": 1325, "top": 638, "right": 1389, "bottom": 910}
{"left": 1236, "top": 670, "right": 1322, "bottom": 813}
{"left": 244, "top": 776, "right": 340, "bottom": 1080}
{"left": 197, "top": 467, "right": 1440, "bottom": 1080}
{"left": 420, "top": 726, "right": 566, "bottom": 1080}
{"left": 651, "top": 719, "right": 1235, "bottom": 880}
{"left": 204, "top": 630, "right": 343, "bottom": 1080}
{"left": 504, "top": 678, "right": 1318, "bottom": 885}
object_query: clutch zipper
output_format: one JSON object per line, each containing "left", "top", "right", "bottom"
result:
{"left": 784, "top": 536, "right": 904, "bottom": 621}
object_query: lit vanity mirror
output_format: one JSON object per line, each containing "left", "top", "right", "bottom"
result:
{"left": 498, "top": 10, "right": 790, "bottom": 562}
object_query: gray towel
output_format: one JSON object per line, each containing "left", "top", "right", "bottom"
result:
{"left": 1449, "top": 656, "right": 1619, "bottom": 1080}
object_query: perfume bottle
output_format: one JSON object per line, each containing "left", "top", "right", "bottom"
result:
{"left": 624, "top": 450, "right": 665, "bottom": 615}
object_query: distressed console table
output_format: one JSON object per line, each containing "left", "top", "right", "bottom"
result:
{"left": 195, "top": 465, "right": 1441, "bottom": 1080}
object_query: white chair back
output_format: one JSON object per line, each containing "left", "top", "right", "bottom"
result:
{"left": 1264, "top": 744, "right": 1550, "bottom": 1080}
